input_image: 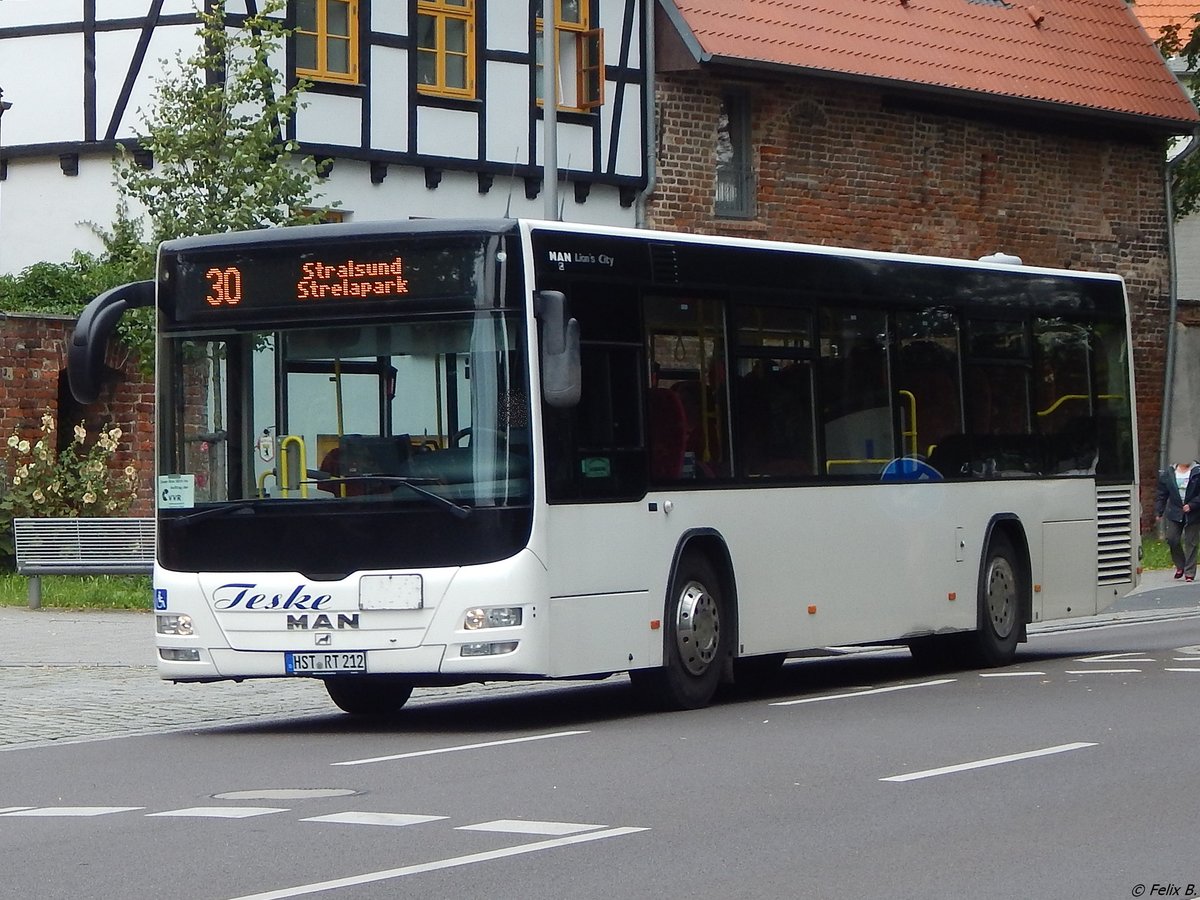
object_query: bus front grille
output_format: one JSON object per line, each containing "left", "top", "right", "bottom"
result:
{"left": 1096, "top": 486, "right": 1135, "bottom": 585}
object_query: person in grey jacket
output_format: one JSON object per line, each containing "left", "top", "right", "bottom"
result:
{"left": 1154, "top": 460, "right": 1200, "bottom": 581}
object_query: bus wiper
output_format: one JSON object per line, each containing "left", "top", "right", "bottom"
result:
{"left": 338, "top": 475, "right": 472, "bottom": 519}
{"left": 169, "top": 498, "right": 262, "bottom": 524}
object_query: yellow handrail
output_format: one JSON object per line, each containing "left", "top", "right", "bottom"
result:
{"left": 1036, "top": 393, "right": 1121, "bottom": 418}
{"left": 278, "top": 435, "right": 309, "bottom": 498}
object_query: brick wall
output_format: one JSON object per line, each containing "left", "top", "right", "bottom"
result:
{"left": 647, "top": 73, "right": 1172, "bottom": 529}
{"left": 0, "top": 312, "right": 154, "bottom": 515}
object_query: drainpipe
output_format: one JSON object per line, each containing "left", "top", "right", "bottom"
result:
{"left": 1159, "top": 126, "right": 1200, "bottom": 474}
{"left": 635, "top": 1, "right": 657, "bottom": 227}
{"left": 543, "top": 1, "right": 558, "bottom": 220}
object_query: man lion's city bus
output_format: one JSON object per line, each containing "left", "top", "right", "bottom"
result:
{"left": 69, "top": 219, "right": 1140, "bottom": 714}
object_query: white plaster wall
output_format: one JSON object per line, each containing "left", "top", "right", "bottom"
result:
{"left": 605, "top": 83, "right": 644, "bottom": 177}
{"left": 296, "top": 92, "right": 364, "bottom": 148}
{"left": 416, "top": 105, "right": 478, "bottom": 158}
{"left": 0, "top": 156, "right": 127, "bottom": 272}
{"left": 0, "top": 0, "right": 77, "bottom": 27}
{"left": 485, "top": 61, "right": 532, "bottom": 165}
{"left": 369, "top": 46, "right": 409, "bottom": 152}
{"left": 317, "top": 160, "right": 634, "bottom": 226}
{"left": 0, "top": 33, "right": 83, "bottom": 145}
{"left": 535, "top": 118, "right": 599, "bottom": 174}
{"left": 371, "top": 2, "right": 407, "bottom": 35}
{"left": 487, "top": 6, "right": 530, "bottom": 52}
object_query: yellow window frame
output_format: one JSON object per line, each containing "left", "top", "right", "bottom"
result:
{"left": 536, "top": 0, "right": 605, "bottom": 112}
{"left": 417, "top": 0, "right": 476, "bottom": 99}
{"left": 296, "top": 0, "right": 360, "bottom": 85}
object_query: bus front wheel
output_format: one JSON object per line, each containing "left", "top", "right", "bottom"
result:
{"left": 323, "top": 675, "right": 414, "bottom": 716}
{"left": 630, "top": 553, "right": 728, "bottom": 710}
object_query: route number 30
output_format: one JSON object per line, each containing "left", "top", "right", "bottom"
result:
{"left": 205, "top": 266, "right": 243, "bottom": 307}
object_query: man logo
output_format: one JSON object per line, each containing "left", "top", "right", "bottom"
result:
{"left": 287, "top": 613, "right": 360, "bottom": 630}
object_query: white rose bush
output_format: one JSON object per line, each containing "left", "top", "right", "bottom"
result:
{"left": 1, "top": 414, "right": 139, "bottom": 561}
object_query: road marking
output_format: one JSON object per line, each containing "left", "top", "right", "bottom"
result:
{"left": 1064, "top": 669, "right": 1141, "bottom": 675}
{"left": 881, "top": 742, "right": 1097, "bottom": 783}
{"left": 1077, "top": 652, "right": 1153, "bottom": 663}
{"left": 301, "top": 812, "right": 447, "bottom": 828}
{"left": 0, "top": 807, "right": 32, "bottom": 814}
{"left": 0, "top": 806, "right": 144, "bottom": 817}
{"left": 978, "top": 671, "right": 1045, "bottom": 678}
{"left": 331, "top": 730, "right": 589, "bottom": 766}
{"left": 456, "top": 819, "right": 604, "bottom": 836}
{"left": 146, "top": 807, "right": 289, "bottom": 819}
{"left": 225, "top": 826, "right": 650, "bottom": 900}
{"left": 769, "top": 679, "right": 954, "bottom": 707}
{"left": 1164, "top": 668, "right": 1200, "bottom": 673}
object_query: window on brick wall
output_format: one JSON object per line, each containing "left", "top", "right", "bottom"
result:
{"left": 715, "top": 92, "right": 753, "bottom": 218}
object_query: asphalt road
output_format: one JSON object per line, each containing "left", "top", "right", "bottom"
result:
{"left": 2, "top": 574, "right": 1200, "bottom": 899}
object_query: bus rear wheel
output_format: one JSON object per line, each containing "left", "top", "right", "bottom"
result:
{"left": 630, "top": 553, "right": 728, "bottom": 710}
{"left": 967, "top": 532, "right": 1024, "bottom": 667}
{"left": 323, "top": 675, "right": 414, "bottom": 716}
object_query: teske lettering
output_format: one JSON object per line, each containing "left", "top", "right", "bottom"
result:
{"left": 212, "top": 583, "right": 333, "bottom": 610}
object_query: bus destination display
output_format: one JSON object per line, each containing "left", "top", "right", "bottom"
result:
{"left": 169, "top": 240, "right": 483, "bottom": 321}
{"left": 205, "top": 257, "right": 410, "bottom": 308}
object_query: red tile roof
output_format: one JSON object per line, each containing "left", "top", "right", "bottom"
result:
{"left": 1132, "top": 1, "right": 1200, "bottom": 39}
{"left": 660, "top": 0, "right": 1199, "bottom": 132}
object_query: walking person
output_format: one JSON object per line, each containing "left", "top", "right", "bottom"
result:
{"left": 1154, "top": 459, "right": 1200, "bottom": 581}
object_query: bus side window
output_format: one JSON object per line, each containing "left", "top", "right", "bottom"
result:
{"left": 543, "top": 286, "right": 646, "bottom": 502}
{"left": 732, "top": 303, "right": 817, "bottom": 479}
{"left": 818, "top": 307, "right": 892, "bottom": 477}
{"left": 645, "top": 295, "right": 731, "bottom": 480}
{"left": 893, "top": 309, "right": 963, "bottom": 463}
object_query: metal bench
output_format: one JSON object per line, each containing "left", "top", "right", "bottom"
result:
{"left": 12, "top": 517, "right": 154, "bottom": 609}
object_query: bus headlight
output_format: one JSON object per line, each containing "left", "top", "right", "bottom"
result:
{"left": 156, "top": 614, "right": 194, "bottom": 636}
{"left": 463, "top": 607, "right": 522, "bottom": 630}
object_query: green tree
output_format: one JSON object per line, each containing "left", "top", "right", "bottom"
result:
{"left": 1156, "top": 16, "right": 1200, "bottom": 219}
{"left": 114, "top": 0, "right": 330, "bottom": 242}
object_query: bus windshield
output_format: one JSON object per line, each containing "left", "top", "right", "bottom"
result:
{"left": 162, "top": 312, "right": 530, "bottom": 513}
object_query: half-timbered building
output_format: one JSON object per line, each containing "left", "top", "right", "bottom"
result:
{"left": 0, "top": 0, "right": 650, "bottom": 273}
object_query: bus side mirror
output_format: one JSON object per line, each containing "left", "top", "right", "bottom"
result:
{"left": 535, "top": 290, "right": 581, "bottom": 408}
{"left": 68, "top": 280, "right": 155, "bottom": 404}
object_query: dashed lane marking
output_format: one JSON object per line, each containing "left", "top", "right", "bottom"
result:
{"left": 0, "top": 806, "right": 144, "bottom": 817}
{"left": 978, "top": 671, "right": 1045, "bottom": 677}
{"left": 146, "top": 807, "right": 289, "bottom": 819}
{"left": 456, "top": 819, "right": 604, "bottom": 836}
{"left": 300, "top": 812, "right": 447, "bottom": 828}
{"left": 1064, "top": 669, "right": 1141, "bottom": 675}
{"left": 1164, "top": 668, "right": 1200, "bottom": 673}
{"left": 769, "top": 678, "right": 955, "bottom": 707}
{"left": 881, "top": 742, "right": 1098, "bottom": 783}
{"left": 224, "top": 826, "right": 651, "bottom": 900}
{"left": 331, "top": 730, "right": 589, "bottom": 766}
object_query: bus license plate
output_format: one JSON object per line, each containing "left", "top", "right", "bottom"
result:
{"left": 285, "top": 651, "right": 367, "bottom": 675}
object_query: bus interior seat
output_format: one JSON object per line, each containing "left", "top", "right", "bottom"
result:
{"left": 649, "top": 387, "right": 688, "bottom": 480}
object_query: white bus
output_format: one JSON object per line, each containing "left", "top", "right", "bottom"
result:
{"left": 69, "top": 219, "right": 1140, "bottom": 713}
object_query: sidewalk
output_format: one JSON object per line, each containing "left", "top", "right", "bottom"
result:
{"left": 0, "top": 606, "right": 156, "bottom": 668}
